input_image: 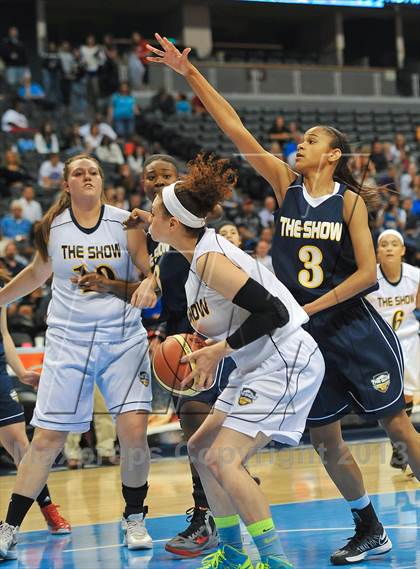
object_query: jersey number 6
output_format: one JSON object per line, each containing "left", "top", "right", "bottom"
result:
{"left": 298, "top": 245, "right": 324, "bottom": 289}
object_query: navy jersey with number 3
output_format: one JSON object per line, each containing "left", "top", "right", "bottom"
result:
{"left": 272, "top": 176, "right": 377, "bottom": 305}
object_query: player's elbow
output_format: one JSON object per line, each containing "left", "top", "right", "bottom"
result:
{"left": 362, "top": 266, "right": 377, "bottom": 288}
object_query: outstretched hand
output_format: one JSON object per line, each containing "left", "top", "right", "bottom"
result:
{"left": 146, "top": 33, "right": 192, "bottom": 76}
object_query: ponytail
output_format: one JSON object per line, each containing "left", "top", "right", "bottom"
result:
{"left": 35, "top": 153, "right": 106, "bottom": 261}
{"left": 321, "top": 126, "right": 380, "bottom": 210}
{"left": 34, "top": 191, "right": 72, "bottom": 261}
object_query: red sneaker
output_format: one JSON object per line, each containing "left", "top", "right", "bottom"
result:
{"left": 41, "top": 503, "right": 72, "bottom": 534}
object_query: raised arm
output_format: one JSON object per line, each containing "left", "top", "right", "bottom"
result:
{"left": 0, "top": 252, "right": 52, "bottom": 307}
{"left": 147, "top": 34, "right": 296, "bottom": 205}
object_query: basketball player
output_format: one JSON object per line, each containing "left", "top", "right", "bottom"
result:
{"left": 79, "top": 154, "right": 233, "bottom": 557}
{"left": 0, "top": 271, "right": 71, "bottom": 535}
{"left": 146, "top": 35, "right": 420, "bottom": 565}
{"left": 366, "top": 229, "right": 419, "bottom": 472}
{"left": 0, "top": 154, "right": 156, "bottom": 560}
{"left": 139, "top": 153, "right": 324, "bottom": 569}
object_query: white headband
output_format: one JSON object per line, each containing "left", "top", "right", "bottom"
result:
{"left": 378, "top": 229, "right": 404, "bottom": 245}
{"left": 162, "top": 182, "right": 206, "bottom": 228}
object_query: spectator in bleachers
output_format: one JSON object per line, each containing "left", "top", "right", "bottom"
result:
{"left": 377, "top": 193, "right": 405, "bottom": 232}
{"left": 115, "top": 186, "right": 129, "bottom": 209}
{"left": 233, "top": 196, "right": 262, "bottom": 246}
{"left": 378, "top": 164, "right": 398, "bottom": 193}
{"left": 129, "top": 192, "right": 142, "bottom": 211}
{"left": 1, "top": 99, "right": 29, "bottom": 132}
{"left": 400, "top": 197, "right": 416, "bottom": 232}
{"left": 34, "top": 121, "right": 60, "bottom": 155}
{"left": 79, "top": 114, "right": 117, "bottom": 141}
{"left": 127, "top": 140, "right": 147, "bottom": 175}
{"left": 175, "top": 93, "right": 191, "bottom": 115}
{"left": 62, "top": 123, "right": 85, "bottom": 157}
{"left": 150, "top": 87, "right": 175, "bottom": 115}
{"left": 268, "top": 115, "right": 290, "bottom": 147}
{"left": 254, "top": 239, "right": 274, "bottom": 273}
{"left": 17, "top": 70, "right": 46, "bottom": 103}
{"left": 390, "top": 133, "right": 410, "bottom": 164}
{"left": 112, "top": 162, "right": 139, "bottom": 194}
{"left": 132, "top": 31, "right": 150, "bottom": 85}
{"left": 215, "top": 221, "right": 241, "bottom": 249}
{"left": 16, "top": 184, "right": 42, "bottom": 224}
{"left": 1, "top": 201, "right": 32, "bottom": 241}
{"left": 80, "top": 33, "right": 105, "bottom": 111}
{"left": 268, "top": 140, "right": 283, "bottom": 158}
{"left": 350, "top": 146, "right": 377, "bottom": 187}
{"left": 84, "top": 123, "right": 103, "bottom": 152}
{"left": 127, "top": 44, "right": 145, "bottom": 91}
{"left": 96, "top": 135, "right": 124, "bottom": 165}
{"left": 58, "top": 41, "right": 75, "bottom": 108}
{"left": 260, "top": 226, "right": 274, "bottom": 246}
{"left": 0, "top": 26, "right": 28, "bottom": 89}
{"left": 283, "top": 130, "right": 303, "bottom": 168}
{"left": 70, "top": 47, "right": 88, "bottom": 114}
{"left": 41, "top": 41, "right": 62, "bottom": 104}
{"left": 400, "top": 162, "right": 418, "bottom": 199}
{"left": 108, "top": 82, "right": 139, "bottom": 138}
{"left": 0, "top": 241, "right": 26, "bottom": 277}
{"left": 258, "top": 195, "right": 276, "bottom": 227}
{"left": 0, "top": 149, "right": 30, "bottom": 196}
{"left": 104, "top": 186, "right": 117, "bottom": 206}
{"left": 370, "top": 140, "right": 388, "bottom": 175}
{"left": 98, "top": 46, "right": 120, "bottom": 104}
{"left": 38, "top": 153, "right": 64, "bottom": 191}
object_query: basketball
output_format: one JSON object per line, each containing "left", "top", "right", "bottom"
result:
{"left": 152, "top": 333, "right": 205, "bottom": 397}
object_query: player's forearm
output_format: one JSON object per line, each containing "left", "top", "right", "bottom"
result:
{"left": 3, "top": 333, "right": 26, "bottom": 379}
{"left": 107, "top": 280, "right": 140, "bottom": 302}
{"left": 0, "top": 265, "right": 44, "bottom": 307}
{"left": 304, "top": 270, "right": 377, "bottom": 316}
{"left": 185, "top": 65, "right": 243, "bottom": 136}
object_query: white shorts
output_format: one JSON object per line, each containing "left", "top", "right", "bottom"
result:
{"left": 401, "top": 335, "right": 420, "bottom": 396}
{"left": 31, "top": 330, "right": 152, "bottom": 432}
{"left": 214, "top": 328, "right": 324, "bottom": 446}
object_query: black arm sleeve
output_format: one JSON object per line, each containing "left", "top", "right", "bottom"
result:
{"left": 226, "top": 278, "right": 289, "bottom": 350}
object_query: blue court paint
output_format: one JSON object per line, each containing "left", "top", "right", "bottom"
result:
{"left": 13, "top": 490, "right": 420, "bottom": 569}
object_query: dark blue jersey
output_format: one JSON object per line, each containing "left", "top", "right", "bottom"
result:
{"left": 272, "top": 177, "right": 378, "bottom": 306}
{"left": 147, "top": 234, "right": 192, "bottom": 335}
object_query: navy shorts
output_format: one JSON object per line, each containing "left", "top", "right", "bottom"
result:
{"left": 305, "top": 298, "right": 405, "bottom": 427}
{"left": 173, "top": 357, "right": 237, "bottom": 412}
{"left": 0, "top": 372, "right": 25, "bottom": 427}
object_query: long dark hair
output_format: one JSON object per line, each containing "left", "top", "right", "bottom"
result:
{"left": 320, "top": 125, "right": 380, "bottom": 210}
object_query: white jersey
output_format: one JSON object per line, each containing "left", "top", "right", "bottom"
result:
{"left": 366, "top": 263, "right": 419, "bottom": 340}
{"left": 47, "top": 204, "right": 143, "bottom": 342}
{"left": 185, "top": 228, "right": 308, "bottom": 370}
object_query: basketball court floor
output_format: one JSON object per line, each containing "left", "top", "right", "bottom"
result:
{"left": 1, "top": 439, "right": 418, "bottom": 568}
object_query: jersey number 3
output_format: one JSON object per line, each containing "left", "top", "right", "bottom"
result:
{"left": 298, "top": 246, "right": 324, "bottom": 288}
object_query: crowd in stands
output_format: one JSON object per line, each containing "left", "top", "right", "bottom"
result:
{"left": 0, "top": 26, "right": 419, "bottom": 349}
